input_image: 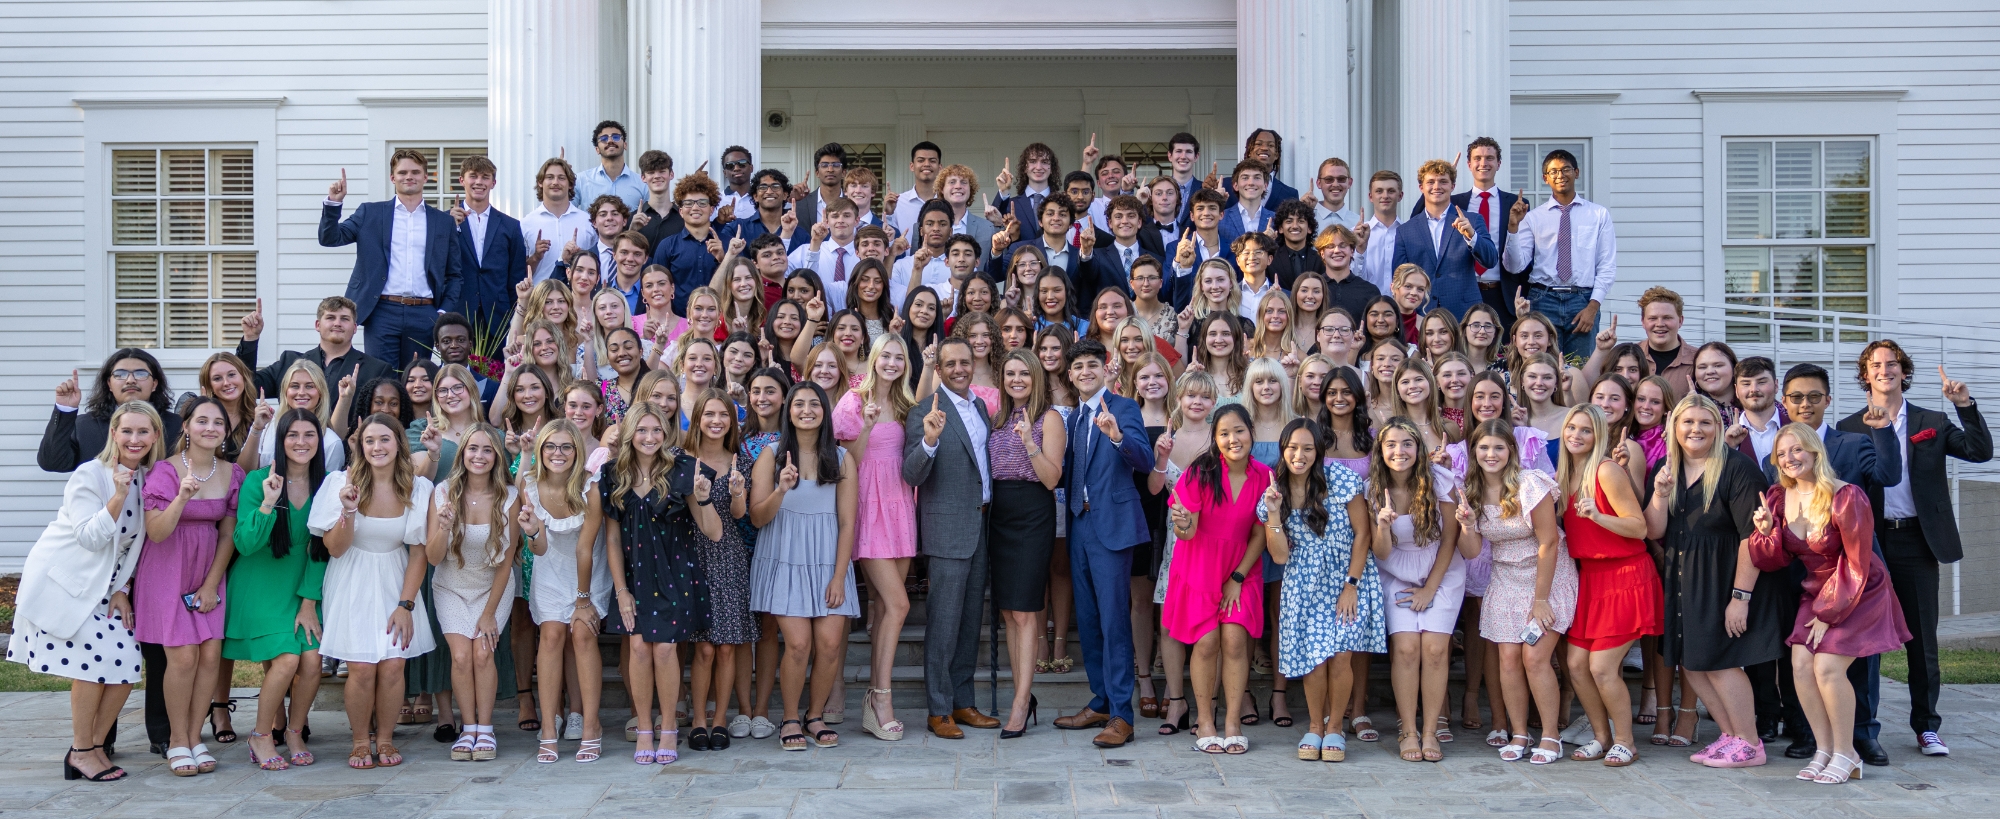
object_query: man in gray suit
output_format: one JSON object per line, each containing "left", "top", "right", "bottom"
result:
{"left": 902, "top": 337, "right": 1003, "bottom": 738}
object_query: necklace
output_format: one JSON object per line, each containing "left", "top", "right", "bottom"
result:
{"left": 181, "top": 451, "right": 219, "bottom": 483}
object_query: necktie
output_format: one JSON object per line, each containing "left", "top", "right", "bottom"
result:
{"left": 1474, "top": 191, "right": 1492, "bottom": 275}
{"left": 1030, "top": 193, "right": 1045, "bottom": 217}
{"left": 834, "top": 247, "right": 848, "bottom": 282}
{"left": 1069, "top": 222, "right": 1083, "bottom": 248}
{"left": 1122, "top": 246, "right": 1135, "bottom": 274}
{"left": 1556, "top": 202, "right": 1574, "bottom": 285}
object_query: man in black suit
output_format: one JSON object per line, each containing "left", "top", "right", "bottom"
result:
{"left": 1837, "top": 340, "right": 1992, "bottom": 758}
{"left": 445, "top": 155, "right": 526, "bottom": 335}
{"left": 319, "top": 148, "right": 463, "bottom": 372}
{"left": 1762, "top": 363, "right": 1900, "bottom": 764}
{"left": 1077, "top": 194, "right": 1162, "bottom": 302}
{"left": 987, "top": 191, "right": 1083, "bottom": 284}
{"left": 631, "top": 149, "right": 685, "bottom": 249}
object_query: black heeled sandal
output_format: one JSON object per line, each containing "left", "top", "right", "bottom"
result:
{"left": 1157, "top": 697, "right": 1190, "bottom": 736}
{"left": 208, "top": 701, "right": 237, "bottom": 744}
{"left": 64, "top": 747, "right": 125, "bottom": 782}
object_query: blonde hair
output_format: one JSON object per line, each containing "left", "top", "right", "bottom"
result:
{"left": 440, "top": 424, "right": 510, "bottom": 568}
{"left": 349, "top": 413, "right": 415, "bottom": 512}
{"left": 1462, "top": 418, "right": 1525, "bottom": 521}
{"left": 1417, "top": 158, "right": 1457, "bottom": 184}
{"left": 1665, "top": 393, "right": 1728, "bottom": 511}
{"left": 1291, "top": 354, "right": 1335, "bottom": 418}
{"left": 856, "top": 333, "right": 917, "bottom": 424}
{"left": 527, "top": 419, "right": 589, "bottom": 515}
{"left": 433, "top": 363, "right": 482, "bottom": 426}
{"left": 1556, "top": 403, "right": 1610, "bottom": 515}
{"left": 522, "top": 280, "right": 581, "bottom": 358}
{"left": 1118, "top": 350, "right": 1174, "bottom": 403}
{"left": 1247, "top": 290, "right": 1298, "bottom": 362}
{"left": 95, "top": 400, "right": 166, "bottom": 468}
{"left": 279, "top": 359, "right": 332, "bottom": 425}
{"left": 1514, "top": 351, "right": 1569, "bottom": 410}
{"left": 1774, "top": 422, "right": 1838, "bottom": 531}
{"left": 1169, "top": 369, "right": 1220, "bottom": 430}
{"left": 1244, "top": 357, "right": 1294, "bottom": 427}
{"left": 588, "top": 289, "right": 635, "bottom": 366}
{"left": 1390, "top": 358, "right": 1452, "bottom": 444}
{"left": 1190, "top": 258, "right": 1242, "bottom": 321}
{"left": 610, "top": 402, "right": 674, "bottom": 512}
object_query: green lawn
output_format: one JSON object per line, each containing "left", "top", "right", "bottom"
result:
{"left": 1879, "top": 649, "right": 2000, "bottom": 685}
{"left": 0, "top": 651, "right": 269, "bottom": 692}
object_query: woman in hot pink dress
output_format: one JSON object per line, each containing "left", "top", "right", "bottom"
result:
{"left": 831, "top": 333, "right": 917, "bottom": 740}
{"left": 1163, "top": 404, "right": 1270, "bottom": 756}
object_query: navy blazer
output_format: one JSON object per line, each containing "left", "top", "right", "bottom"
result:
{"left": 319, "top": 201, "right": 463, "bottom": 325}
{"left": 1455, "top": 189, "right": 1527, "bottom": 324}
{"left": 1064, "top": 392, "right": 1155, "bottom": 550}
{"left": 454, "top": 206, "right": 527, "bottom": 327}
{"left": 1837, "top": 401, "right": 1993, "bottom": 563}
{"left": 720, "top": 215, "right": 807, "bottom": 254}
{"left": 1390, "top": 206, "right": 1498, "bottom": 317}
{"left": 1216, "top": 205, "right": 1273, "bottom": 260}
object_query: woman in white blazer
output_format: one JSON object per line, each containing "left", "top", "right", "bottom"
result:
{"left": 6, "top": 401, "right": 165, "bottom": 783}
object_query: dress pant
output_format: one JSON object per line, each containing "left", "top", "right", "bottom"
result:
{"left": 1881, "top": 524, "right": 1943, "bottom": 735}
{"left": 923, "top": 540, "right": 988, "bottom": 717}
{"left": 363, "top": 300, "right": 437, "bottom": 373}
{"left": 1069, "top": 532, "right": 1136, "bottom": 724}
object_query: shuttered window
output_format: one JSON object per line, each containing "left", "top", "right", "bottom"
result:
{"left": 391, "top": 144, "right": 489, "bottom": 211}
{"left": 1722, "top": 139, "right": 1873, "bottom": 344}
{"left": 111, "top": 148, "right": 255, "bottom": 349}
{"left": 1509, "top": 141, "right": 1590, "bottom": 208}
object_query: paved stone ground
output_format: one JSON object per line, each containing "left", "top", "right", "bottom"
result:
{"left": 1, "top": 677, "right": 1996, "bottom": 819}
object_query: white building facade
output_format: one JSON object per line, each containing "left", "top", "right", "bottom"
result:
{"left": 2, "top": 0, "right": 1997, "bottom": 588}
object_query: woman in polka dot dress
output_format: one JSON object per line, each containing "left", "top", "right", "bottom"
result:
{"left": 8, "top": 400, "right": 163, "bottom": 783}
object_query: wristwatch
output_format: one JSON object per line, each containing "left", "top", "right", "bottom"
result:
{"left": 1730, "top": 588, "right": 1754, "bottom": 602}
{"left": 576, "top": 589, "right": 593, "bottom": 600}
{"left": 397, "top": 599, "right": 415, "bottom": 611}
{"left": 1229, "top": 570, "right": 1247, "bottom": 584}
{"left": 1344, "top": 575, "right": 1361, "bottom": 588}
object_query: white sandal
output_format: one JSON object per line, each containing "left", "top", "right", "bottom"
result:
{"left": 1604, "top": 743, "right": 1637, "bottom": 767}
{"left": 1223, "top": 735, "right": 1249, "bottom": 755}
{"left": 1350, "top": 715, "right": 1378, "bottom": 742}
{"left": 1571, "top": 739, "right": 1606, "bottom": 761}
{"left": 1485, "top": 728, "right": 1509, "bottom": 747}
{"left": 471, "top": 729, "right": 497, "bottom": 762}
{"left": 191, "top": 743, "right": 217, "bottom": 773}
{"left": 1498, "top": 734, "right": 1531, "bottom": 761}
{"left": 450, "top": 731, "right": 477, "bottom": 761}
{"left": 1194, "top": 735, "right": 1226, "bottom": 754}
{"left": 166, "top": 746, "right": 198, "bottom": 777}
{"left": 1529, "top": 736, "right": 1563, "bottom": 765}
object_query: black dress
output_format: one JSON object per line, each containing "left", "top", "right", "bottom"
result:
{"left": 1650, "top": 449, "right": 1784, "bottom": 672}
{"left": 687, "top": 455, "right": 757, "bottom": 645}
{"left": 1133, "top": 425, "right": 1168, "bottom": 579}
{"left": 599, "top": 451, "right": 711, "bottom": 643}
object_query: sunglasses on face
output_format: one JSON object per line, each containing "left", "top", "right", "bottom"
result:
{"left": 596, "top": 133, "right": 624, "bottom": 144}
{"left": 723, "top": 160, "right": 752, "bottom": 170}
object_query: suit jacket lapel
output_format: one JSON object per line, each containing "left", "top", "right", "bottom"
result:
{"left": 481, "top": 209, "right": 503, "bottom": 267}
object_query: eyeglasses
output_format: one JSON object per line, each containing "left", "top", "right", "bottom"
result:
{"left": 1784, "top": 391, "right": 1828, "bottom": 405}
{"left": 1463, "top": 321, "right": 1497, "bottom": 332}
{"left": 541, "top": 443, "right": 577, "bottom": 455}
{"left": 1319, "top": 175, "right": 1351, "bottom": 185}
{"left": 722, "top": 160, "right": 752, "bottom": 170}
{"left": 596, "top": 133, "right": 624, "bottom": 144}
{"left": 753, "top": 183, "right": 786, "bottom": 192}
{"left": 1544, "top": 166, "right": 1579, "bottom": 177}
{"left": 816, "top": 161, "right": 844, "bottom": 170}
{"left": 111, "top": 369, "right": 153, "bottom": 382}
{"left": 678, "top": 199, "right": 712, "bottom": 209}
{"left": 436, "top": 383, "right": 469, "bottom": 397}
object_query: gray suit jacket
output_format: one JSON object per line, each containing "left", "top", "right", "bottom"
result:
{"left": 901, "top": 389, "right": 991, "bottom": 560}
{"left": 960, "top": 212, "right": 998, "bottom": 269}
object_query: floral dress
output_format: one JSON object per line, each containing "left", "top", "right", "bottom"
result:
{"left": 1471, "top": 470, "right": 1578, "bottom": 642}
{"left": 1264, "top": 463, "right": 1383, "bottom": 677}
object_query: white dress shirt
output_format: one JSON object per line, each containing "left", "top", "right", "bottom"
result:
{"left": 1237, "top": 277, "right": 1279, "bottom": 323}
{"left": 520, "top": 201, "right": 597, "bottom": 283}
{"left": 1881, "top": 400, "right": 1918, "bottom": 519}
{"left": 890, "top": 253, "right": 953, "bottom": 310}
{"left": 1740, "top": 409, "right": 1784, "bottom": 463}
{"left": 789, "top": 239, "right": 858, "bottom": 308}
{"left": 1465, "top": 186, "right": 1503, "bottom": 283}
{"left": 919, "top": 385, "right": 992, "bottom": 502}
{"left": 385, "top": 197, "right": 431, "bottom": 298}
{"left": 1359, "top": 215, "right": 1400, "bottom": 292}
{"left": 1504, "top": 195, "right": 1618, "bottom": 303}
{"left": 891, "top": 188, "right": 930, "bottom": 237}
{"left": 1088, "top": 195, "right": 1113, "bottom": 231}
{"left": 464, "top": 205, "right": 490, "bottom": 264}
{"left": 1314, "top": 203, "right": 1360, "bottom": 231}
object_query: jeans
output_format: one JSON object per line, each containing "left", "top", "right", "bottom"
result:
{"left": 1527, "top": 284, "right": 1597, "bottom": 363}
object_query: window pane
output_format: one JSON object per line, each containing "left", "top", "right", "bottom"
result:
{"left": 212, "top": 150, "right": 254, "bottom": 196}
{"left": 1825, "top": 192, "right": 1869, "bottom": 238}
{"left": 164, "top": 199, "right": 207, "bottom": 244}
{"left": 113, "top": 253, "right": 160, "bottom": 299}
{"left": 215, "top": 253, "right": 257, "bottom": 300}
{"left": 1724, "top": 247, "right": 1769, "bottom": 294}
{"left": 1823, "top": 247, "right": 1868, "bottom": 293}
{"left": 163, "top": 150, "right": 206, "bottom": 195}
{"left": 442, "top": 147, "right": 482, "bottom": 200}
{"left": 1774, "top": 142, "right": 1819, "bottom": 188}
{"left": 1726, "top": 142, "right": 1769, "bottom": 189}
{"left": 1825, "top": 141, "right": 1869, "bottom": 188}
{"left": 165, "top": 252, "right": 210, "bottom": 300}
{"left": 166, "top": 303, "right": 209, "bottom": 348}
{"left": 1772, "top": 247, "right": 1818, "bottom": 295}
{"left": 212, "top": 302, "right": 252, "bottom": 346}
{"left": 1773, "top": 192, "right": 1819, "bottom": 239}
{"left": 213, "top": 199, "right": 254, "bottom": 245}
{"left": 1511, "top": 143, "right": 1536, "bottom": 194}
{"left": 116, "top": 303, "right": 159, "bottom": 348}
{"left": 112, "top": 150, "right": 157, "bottom": 196}
{"left": 1726, "top": 192, "right": 1771, "bottom": 239}
{"left": 112, "top": 201, "right": 157, "bottom": 245}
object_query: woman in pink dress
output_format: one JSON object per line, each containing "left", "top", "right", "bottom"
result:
{"left": 1164, "top": 404, "right": 1271, "bottom": 756}
{"left": 136, "top": 397, "right": 246, "bottom": 775}
{"left": 831, "top": 332, "right": 917, "bottom": 740}
{"left": 1749, "top": 424, "right": 1910, "bottom": 785}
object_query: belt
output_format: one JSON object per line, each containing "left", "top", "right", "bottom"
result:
{"left": 379, "top": 295, "right": 434, "bottom": 306}
{"left": 1479, "top": 281, "right": 1500, "bottom": 290}
{"left": 1527, "top": 283, "right": 1583, "bottom": 292}
{"left": 1883, "top": 516, "right": 1922, "bottom": 530}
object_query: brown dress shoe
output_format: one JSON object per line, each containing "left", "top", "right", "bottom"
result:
{"left": 927, "top": 715, "right": 964, "bottom": 740}
{"left": 1093, "top": 718, "right": 1134, "bottom": 748}
{"left": 953, "top": 708, "right": 1000, "bottom": 730}
{"left": 1054, "top": 707, "right": 1110, "bottom": 730}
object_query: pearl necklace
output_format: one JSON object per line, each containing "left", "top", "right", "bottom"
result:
{"left": 181, "top": 451, "right": 219, "bottom": 483}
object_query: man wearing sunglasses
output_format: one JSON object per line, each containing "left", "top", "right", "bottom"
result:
{"left": 574, "top": 120, "right": 646, "bottom": 212}
{"left": 717, "top": 146, "right": 759, "bottom": 221}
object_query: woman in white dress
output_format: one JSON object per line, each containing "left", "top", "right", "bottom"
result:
{"left": 309, "top": 412, "right": 436, "bottom": 770}
{"left": 1369, "top": 417, "right": 1470, "bottom": 763}
{"left": 520, "top": 419, "right": 611, "bottom": 763}
{"left": 423, "top": 423, "right": 519, "bottom": 763}
{"left": 7, "top": 401, "right": 162, "bottom": 783}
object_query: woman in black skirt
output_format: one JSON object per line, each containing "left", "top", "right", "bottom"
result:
{"left": 1644, "top": 393, "right": 1781, "bottom": 769}
{"left": 986, "top": 348, "right": 1067, "bottom": 737}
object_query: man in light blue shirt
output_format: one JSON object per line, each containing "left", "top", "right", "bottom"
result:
{"left": 573, "top": 120, "right": 646, "bottom": 211}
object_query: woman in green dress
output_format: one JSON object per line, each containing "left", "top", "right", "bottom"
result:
{"left": 227, "top": 408, "right": 329, "bottom": 769}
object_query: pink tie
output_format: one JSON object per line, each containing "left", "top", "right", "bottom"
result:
{"left": 1474, "top": 191, "right": 1492, "bottom": 275}
{"left": 834, "top": 248, "right": 847, "bottom": 282}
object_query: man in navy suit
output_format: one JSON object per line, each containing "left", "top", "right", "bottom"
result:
{"left": 1050, "top": 338, "right": 1153, "bottom": 748}
{"left": 1078, "top": 194, "right": 1161, "bottom": 302}
{"left": 1217, "top": 159, "right": 1276, "bottom": 255}
{"left": 1837, "top": 341, "right": 1991, "bottom": 760}
{"left": 994, "top": 143, "right": 1062, "bottom": 235}
{"left": 319, "top": 148, "right": 462, "bottom": 372}
{"left": 447, "top": 154, "right": 526, "bottom": 335}
{"left": 986, "top": 192, "right": 1083, "bottom": 284}
{"left": 1454, "top": 138, "right": 1527, "bottom": 331}
{"left": 1391, "top": 159, "right": 1497, "bottom": 317}
{"left": 1759, "top": 363, "right": 1900, "bottom": 764}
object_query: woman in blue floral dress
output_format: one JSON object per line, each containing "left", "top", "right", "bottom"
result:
{"left": 1259, "top": 418, "right": 1381, "bottom": 763}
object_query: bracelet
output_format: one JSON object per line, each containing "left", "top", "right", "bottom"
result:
{"left": 1152, "top": 466, "right": 1169, "bottom": 474}
{"left": 696, "top": 498, "right": 713, "bottom": 507}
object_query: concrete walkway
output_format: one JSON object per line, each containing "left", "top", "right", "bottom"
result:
{"left": 0, "top": 675, "right": 1995, "bottom": 819}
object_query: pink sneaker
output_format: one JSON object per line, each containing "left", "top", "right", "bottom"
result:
{"left": 1691, "top": 734, "right": 1737, "bottom": 764}
{"left": 1709, "top": 737, "right": 1766, "bottom": 768}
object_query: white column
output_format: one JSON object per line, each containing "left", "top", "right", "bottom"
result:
{"left": 489, "top": 0, "right": 601, "bottom": 216}
{"left": 1399, "top": 0, "right": 1509, "bottom": 188}
{"left": 1236, "top": 0, "right": 1348, "bottom": 194}
{"left": 637, "top": 0, "right": 761, "bottom": 179}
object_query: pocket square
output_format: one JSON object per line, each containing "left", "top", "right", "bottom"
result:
{"left": 1910, "top": 427, "right": 1938, "bottom": 443}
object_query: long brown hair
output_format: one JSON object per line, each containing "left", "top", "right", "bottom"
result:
{"left": 349, "top": 413, "right": 415, "bottom": 511}
{"left": 1461, "top": 418, "right": 1525, "bottom": 522}
{"left": 996, "top": 348, "right": 1051, "bottom": 430}
{"left": 441, "top": 424, "right": 510, "bottom": 568}
{"left": 1367, "top": 417, "right": 1442, "bottom": 544}
{"left": 679, "top": 387, "right": 742, "bottom": 454}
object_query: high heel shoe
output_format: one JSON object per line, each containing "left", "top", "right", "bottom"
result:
{"left": 862, "top": 688, "right": 904, "bottom": 741}
{"left": 1797, "top": 749, "right": 1831, "bottom": 780}
{"left": 1001, "top": 696, "right": 1039, "bottom": 739}
{"left": 1814, "top": 752, "right": 1862, "bottom": 784}
{"left": 63, "top": 747, "right": 125, "bottom": 782}
{"left": 1157, "top": 696, "right": 1190, "bottom": 735}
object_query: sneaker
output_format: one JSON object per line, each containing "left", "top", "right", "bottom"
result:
{"left": 1919, "top": 732, "right": 1949, "bottom": 756}
{"left": 335, "top": 661, "right": 349, "bottom": 678}
{"left": 1707, "top": 736, "right": 1767, "bottom": 768}
{"left": 1559, "top": 716, "right": 1594, "bottom": 746}
{"left": 1692, "top": 734, "right": 1738, "bottom": 764}
{"left": 322, "top": 657, "right": 338, "bottom": 678}
{"left": 563, "top": 712, "right": 583, "bottom": 741}
{"left": 728, "top": 714, "right": 752, "bottom": 739}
